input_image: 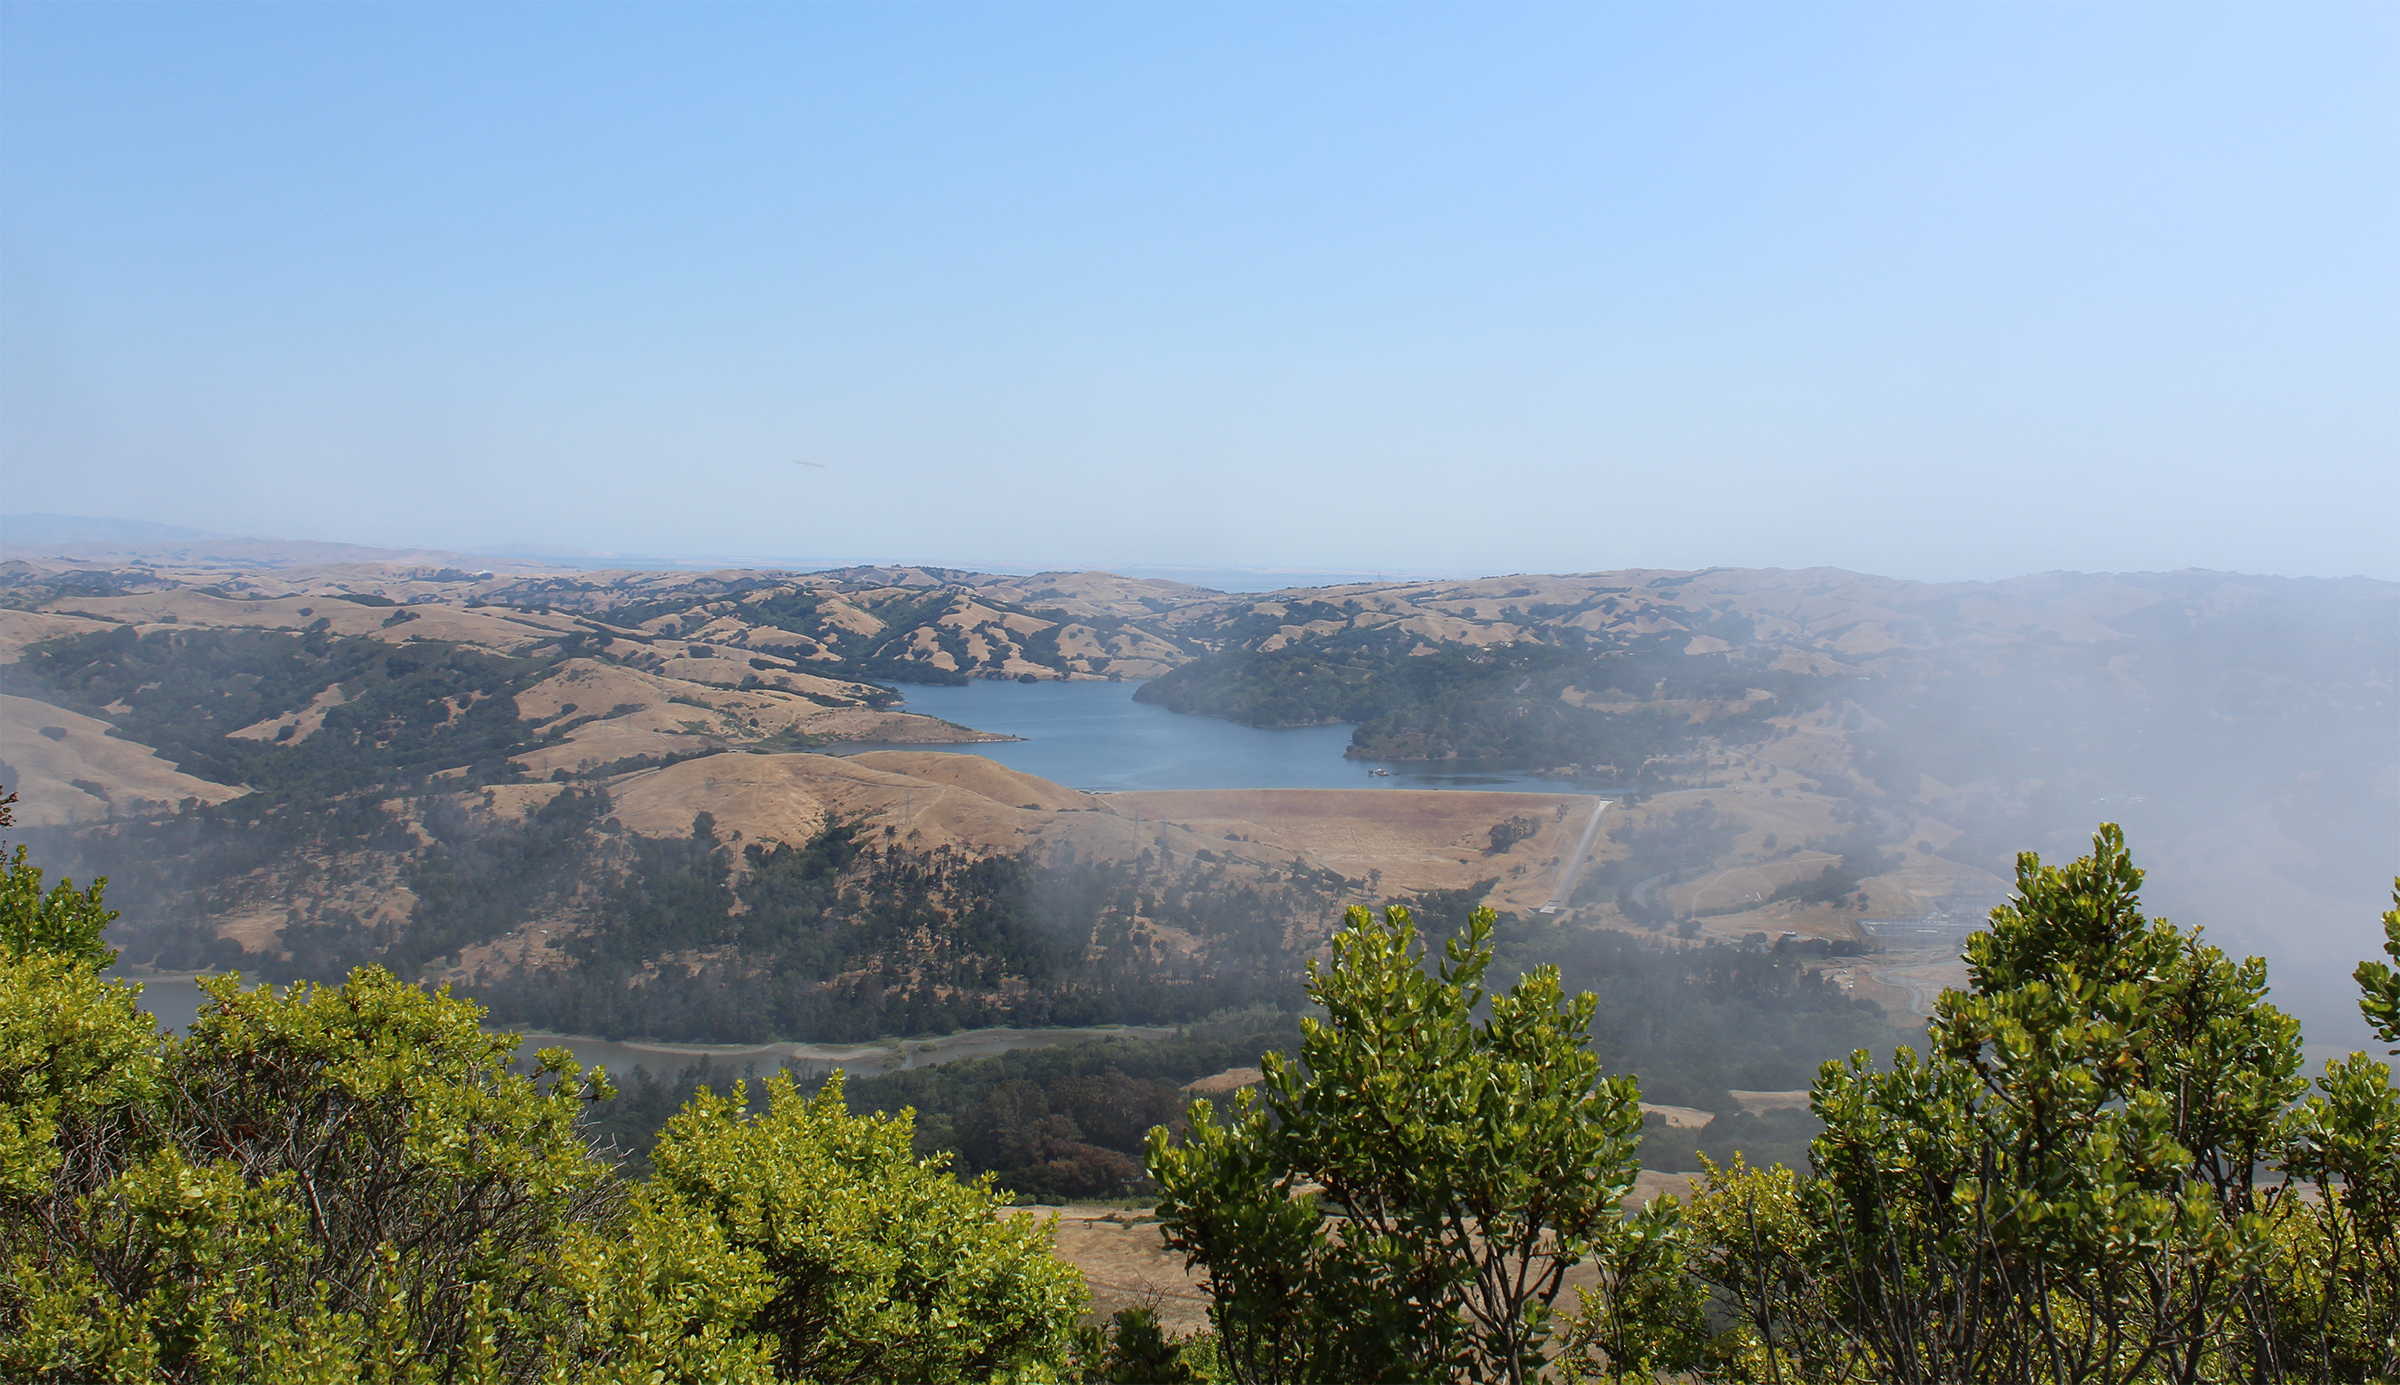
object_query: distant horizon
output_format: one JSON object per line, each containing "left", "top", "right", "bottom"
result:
{"left": 5, "top": 509, "right": 2392, "bottom": 592}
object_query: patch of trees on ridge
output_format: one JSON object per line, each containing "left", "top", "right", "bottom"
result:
{"left": 1136, "top": 637, "right": 1814, "bottom": 773}
{"left": 79, "top": 788, "right": 1343, "bottom": 1044}
{"left": 589, "top": 1011, "right": 1302, "bottom": 1199}
{"left": 1, "top": 623, "right": 564, "bottom": 794}
{"left": 562, "top": 578, "right": 1197, "bottom": 686}
{"left": 82, "top": 792, "right": 1346, "bottom": 1044}
{"left": 458, "top": 814, "right": 1350, "bottom": 1044}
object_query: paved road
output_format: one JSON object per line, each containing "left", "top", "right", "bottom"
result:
{"left": 1627, "top": 867, "right": 1682, "bottom": 921}
{"left": 1542, "top": 798, "right": 1613, "bottom": 911}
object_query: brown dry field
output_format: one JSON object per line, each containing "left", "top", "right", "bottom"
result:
{"left": 1103, "top": 787, "right": 1601, "bottom": 912}
{"left": 0, "top": 693, "right": 248, "bottom": 824}
{"left": 473, "top": 761, "right": 1602, "bottom": 905}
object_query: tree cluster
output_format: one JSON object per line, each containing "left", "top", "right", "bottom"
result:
{"left": 1134, "top": 637, "right": 1807, "bottom": 776}
{"left": 1146, "top": 831, "right": 2400, "bottom": 1383}
{"left": 462, "top": 817, "right": 1347, "bottom": 1044}
{"left": 2, "top": 625, "right": 557, "bottom": 796}
{"left": 0, "top": 789, "right": 1095, "bottom": 1382}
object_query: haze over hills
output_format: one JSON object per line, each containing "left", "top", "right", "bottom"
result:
{"left": 0, "top": 513, "right": 220, "bottom": 546}
{"left": 6, "top": 9, "right": 2392, "bottom": 1363}
{"left": 0, "top": 537, "right": 2390, "bottom": 1043}
{"left": 0, "top": 513, "right": 1479, "bottom": 591}
{"left": 0, "top": 513, "right": 549, "bottom": 576}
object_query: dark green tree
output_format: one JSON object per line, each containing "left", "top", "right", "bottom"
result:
{"left": 2267, "top": 881, "right": 2400, "bottom": 1380}
{"left": 1148, "top": 904, "right": 1690, "bottom": 1384}
{"left": 1687, "top": 825, "right": 2327, "bottom": 1383}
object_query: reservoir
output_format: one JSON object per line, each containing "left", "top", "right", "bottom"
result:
{"left": 115, "top": 678, "right": 1596, "bottom": 1072}
{"left": 865, "top": 677, "right": 1571, "bottom": 794}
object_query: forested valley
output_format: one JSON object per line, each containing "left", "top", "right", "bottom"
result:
{"left": 573, "top": 898, "right": 1899, "bottom": 1202}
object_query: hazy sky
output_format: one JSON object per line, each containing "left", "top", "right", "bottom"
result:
{"left": 3, "top": 4, "right": 2393, "bottom": 580}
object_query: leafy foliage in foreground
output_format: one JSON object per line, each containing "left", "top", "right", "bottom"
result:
{"left": 0, "top": 790, "right": 1088, "bottom": 1383}
{"left": 12, "top": 782, "right": 2396, "bottom": 1382}
{"left": 0, "top": 795, "right": 119, "bottom": 971}
{"left": 652, "top": 1070, "right": 1088, "bottom": 1382}
{"left": 1150, "top": 904, "right": 1692, "bottom": 1384}
{"left": 1675, "top": 835, "right": 2400, "bottom": 1384}
{"left": 0, "top": 970, "right": 1091, "bottom": 1382}
{"left": 1144, "top": 832, "right": 2400, "bottom": 1383}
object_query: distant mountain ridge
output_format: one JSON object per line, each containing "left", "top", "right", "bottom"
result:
{"left": 0, "top": 513, "right": 555, "bottom": 573}
{"left": 0, "top": 512, "right": 220, "bottom": 545}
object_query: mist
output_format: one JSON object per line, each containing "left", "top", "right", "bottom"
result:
{"left": 1831, "top": 572, "right": 2398, "bottom": 1045}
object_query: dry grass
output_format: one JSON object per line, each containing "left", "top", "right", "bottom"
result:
{"left": 0, "top": 693, "right": 249, "bottom": 826}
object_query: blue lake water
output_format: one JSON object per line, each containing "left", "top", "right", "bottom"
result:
{"left": 864, "top": 678, "right": 1570, "bottom": 794}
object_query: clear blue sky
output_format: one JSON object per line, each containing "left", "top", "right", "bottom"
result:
{"left": 3, "top": 3, "right": 2393, "bottom": 580}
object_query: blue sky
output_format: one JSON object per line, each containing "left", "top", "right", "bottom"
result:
{"left": 3, "top": 3, "right": 2392, "bottom": 580}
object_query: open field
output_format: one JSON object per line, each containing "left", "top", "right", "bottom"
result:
{"left": 1103, "top": 787, "right": 1602, "bottom": 914}
{"left": 0, "top": 692, "right": 249, "bottom": 823}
